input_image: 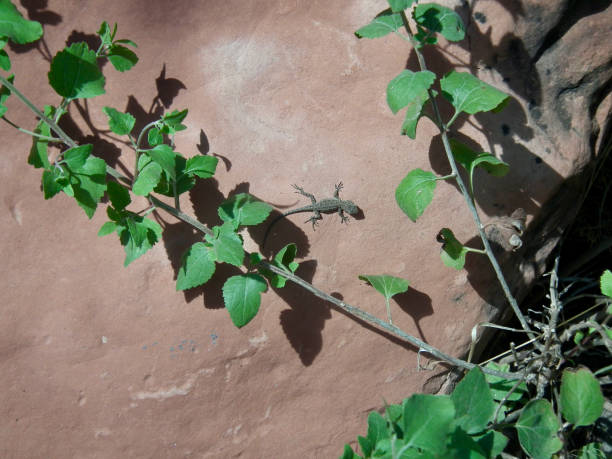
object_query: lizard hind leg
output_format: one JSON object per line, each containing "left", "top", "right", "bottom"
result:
{"left": 292, "top": 184, "right": 317, "bottom": 205}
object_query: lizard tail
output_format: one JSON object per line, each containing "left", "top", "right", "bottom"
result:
{"left": 262, "top": 213, "right": 286, "bottom": 249}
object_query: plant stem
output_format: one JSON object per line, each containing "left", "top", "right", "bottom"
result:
{"left": 5, "top": 71, "right": 520, "bottom": 381}
{"left": 1, "top": 116, "right": 63, "bottom": 141}
{"left": 0, "top": 74, "right": 78, "bottom": 149}
{"left": 399, "top": 11, "right": 534, "bottom": 338}
{"left": 259, "top": 261, "right": 521, "bottom": 380}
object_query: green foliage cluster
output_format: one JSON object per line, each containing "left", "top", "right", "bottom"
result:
{"left": 0, "top": 1, "right": 295, "bottom": 329}
{"left": 342, "top": 363, "right": 606, "bottom": 458}
{"left": 343, "top": 1, "right": 610, "bottom": 457}
{"left": 1, "top": 1, "right": 609, "bottom": 458}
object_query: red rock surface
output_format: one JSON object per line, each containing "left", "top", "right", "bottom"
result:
{"left": 1, "top": 1, "right": 609, "bottom": 457}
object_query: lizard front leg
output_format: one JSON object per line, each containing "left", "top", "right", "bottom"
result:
{"left": 292, "top": 184, "right": 317, "bottom": 206}
{"left": 338, "top": 209, "right": 350, "bottom": 224}
{"left": 305, "top": 211, "right": 323, "bottom": 230}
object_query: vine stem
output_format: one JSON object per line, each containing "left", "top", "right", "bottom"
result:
{"left": 0, "top": 74, "right": 77, "bottom": 149}
{"left": 399, "top": 12, "right": 534, "bottom": 338}
{"left": 4, "top": 74, "right": 521, "bottom": 382}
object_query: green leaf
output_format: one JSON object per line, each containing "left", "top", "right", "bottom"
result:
{"left": 0, "top": 72, "right": 13, "bottom": 116}
{"left": 0, "top": 0, "right": 43, "bottom": 44}
{"left": 438, "top": 228, "right": 469, "bottom": 270}
{"left": 218, "top": 193, "right": 273, "bottom": 227}
{"left": 102, "top": 106, "right": 135, "bottom": 135}
{"left": 359, "top": 274, "right": 409, "bottom": 300}
{"left": 63, "top": 144, "right": 92, "bottom": 170}
{"left": 206, "top": 224, "right": 245, "bottom": 267}
{"left": 69, "top": 155, "right": 107, "bottom": 218}
{"left": 176, "top": 242, "right": 216, "bottom": 291}
{"left": 41, "top": 167, "right": 64, "bottom": 199}
{"left": 413, "top": 3, "right": 465, "bottom": 42}
{"left": 473, "top": 430, "right": 508, "bottom": 459}
{"left": 184, "top": 155, "right": 218, "bottom": 179}
{"left": 126, "top": 215, "right": 147, "bottom": 247}
{"left": 515, "top": 399, "right": 562, "bottom": 459}
{"left": 147, "top": 144, "right": 177, "bottom": 179}
{"left": 48, "top": 42, "right": 105, "bottom": 100}
{"left": 576, "top": 443, "right": 606, "bottom": 459}
{"left": 451, "top": 367, "right": 495, "bottom": 434}
{"left": 147, "top": 127, "right": 163, "bottom": 146}
{"left": 395, "top": 168, "right": 437, "bottom": 221}
{"left": 388, "top": 0, "right": 416, "bottom": 12}
{"left": 339, "top": 444, "right": 361, "bottom": 459}
{"left": 441, "top": 71, "right": 509, "bottom": 115}
{"left": 364, "top": 411, "right": 389, "bottom": 456}
{"left": 222, "top": 274, "right": 267, "bottom": 328}
{"left": 133, "top": 154, "right": 163, "bottom": 196}
{"left": 106, "top": 181, "right": 131, "bottom": 211}
{"left": 560, "top": 368, "right": 604, "bottom": 426}
{"left": 387, "top": 70, "right": 436, "bottom": 114}
{"left": 401, "top": 89, "right": 434, "bottom": 139}
{"left": 114, "top": 38, "right": 137, "bottom": 48}
{"left": 447, "top": 427, "right": 487, "bottom": 458}
{"left": 355, "top": 10, "right": 403, "bottom": 39}
{"left": 160, "top": 108, "right": 188, "bottom": 134}
{"left": 484, "top": 362, "right": 528, "bottom": 403}
{"left": 108, "top": 44, "right": 138, "bottom": 72}
{"left": 98, "top": 221, "right": 118, "bottom": 237}
{"left": 97, "top": 21, "right": 113, "bottom": 46}
{"left": 450, "top": 139, "right": 509, "bottom": 192}
{"left": 0, "top": 48, "right": 9, "bottom": 71}
{"left": 257, "top": 243, "right": 300, "bottom": 288}
{"left": 28, "top": 118, "right": 51, "bottom": 169}
{"left": 120, "top": 217, "right": 162, "bottom": 266}
{"left": 600, "top": 269, "right": 612, "bottom": 298}
{"left": 401, "top": 394, "right": 455, "bottom": 454}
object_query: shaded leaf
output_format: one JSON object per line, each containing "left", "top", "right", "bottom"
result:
{"left": 120, "top": 217, "right": 162, "bottom": 266}
{"left": 106, "top": 181, "right": 130, "bottom": 211}
{"left": 560, "top": 368, "right": 604, "bottom": 426}
{"left": 515, "top": 399, "right": 562, "bottom": 459}
{"left": 414, "top": 3, "right": 465, "bottom": 42}
{"left": 438, "top": 228, "right": 469, "bottom": 270}
{"left": 450, "top": 139, "right": 509, "bottom": 191}
{"left": 600, "top": 269, "right": 612, "bottom": 298}
{"left": 451, "top": 367, "right": 495, "bottom": 434}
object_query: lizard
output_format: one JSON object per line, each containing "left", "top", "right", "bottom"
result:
{"left": 262, "top": 182, "right": 358, "bottom": 248}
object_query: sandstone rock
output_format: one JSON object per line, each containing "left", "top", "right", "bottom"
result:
{"left": 0, "top": 1, "right": 609, "bottom": 457}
